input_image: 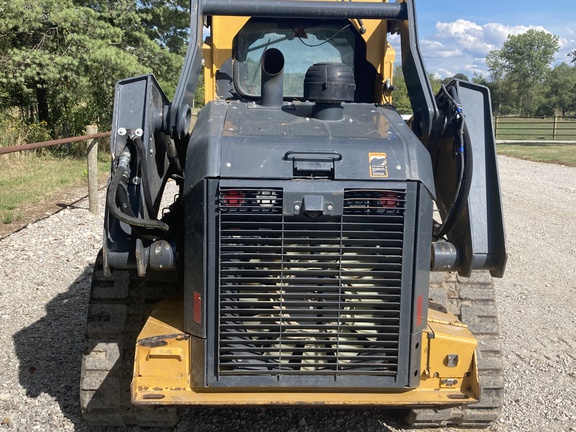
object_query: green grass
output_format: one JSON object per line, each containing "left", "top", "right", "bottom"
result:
{"left": 497, "top": 143, "right": 576, "bottom": 167}
{"left": 0, "top": 154, "right": 109, "bottom": 225}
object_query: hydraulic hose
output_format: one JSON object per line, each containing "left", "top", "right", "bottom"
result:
{"left": 434, "top": 122, "right": 473, "bottom": 238}
{"left": 434, "top": 85, "right": 473, "bottom": 238}
{"left": 106, "top": 156, "right": 170, "bottom": 232}
{"left": 116, "top": 180, "right": 136, "bottom": 218}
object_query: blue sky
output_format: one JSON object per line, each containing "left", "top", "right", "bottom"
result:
{"left": 397, "top": 0, "right": 576, "bottom": 78}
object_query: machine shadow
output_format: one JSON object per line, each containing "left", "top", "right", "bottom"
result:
{"left": 13, "top": 265, "right": 93, "bottom": 430}
{"left": 176, "top": 406, "right": 406, "bottom": 432}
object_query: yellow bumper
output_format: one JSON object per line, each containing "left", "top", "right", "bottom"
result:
{"left": 132, "top": 299, "right": 479, "bottom": 407}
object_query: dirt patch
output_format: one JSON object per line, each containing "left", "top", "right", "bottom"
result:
{"left": 0, "top": 183, "right": 104, "bottom": 239}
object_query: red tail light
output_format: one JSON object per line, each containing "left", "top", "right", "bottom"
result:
{"left": 223, "top": 190, "right": 245, "bottom": 207}
{"left": 378, "top": 192, "right": 399, "bottom": 208}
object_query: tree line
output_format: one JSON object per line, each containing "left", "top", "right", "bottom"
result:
{"left": 0, "top": 0, "right": 198, "bottom": 144}
{"left": 394, "top": 29, "right": 576, "bottom": 118}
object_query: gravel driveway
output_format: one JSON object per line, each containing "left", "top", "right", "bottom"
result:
{"left": 0, "top": 156, "right": 575, "bottom": 432}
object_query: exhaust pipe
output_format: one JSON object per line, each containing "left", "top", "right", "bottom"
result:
{"left": 260, "top": 48, "right": 284, "bottom": 107}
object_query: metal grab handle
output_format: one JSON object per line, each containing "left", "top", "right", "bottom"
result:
{"left": 283, "top": 151, "right": 343, "bottom": 162}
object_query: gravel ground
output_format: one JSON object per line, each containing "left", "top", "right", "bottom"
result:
{"left": 0, "top": 155, "right": 575, "bottom": 432}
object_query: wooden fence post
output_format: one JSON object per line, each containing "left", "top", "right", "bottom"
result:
{"left": 553, "top": 116, "right": 558, "bottom": 140}
{"left": 86, "top": 125, "right": 99, "bottom": 215}
{"left": 494, "top": 116, "right": 499, "bottom": 139}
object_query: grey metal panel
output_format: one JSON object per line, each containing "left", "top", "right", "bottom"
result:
{"left": 106, "top": 75, "right": 172, "bottom": 270}
{"left": 408, "top": 183, "right": 433, "bottom": 386}
{"left": 183, "top": 101, "right": 435, "bottom": 196}
{"left": 447, "top": 81, "right": 506, "bottom": 277}
{"left": 183, "top": 102, "right": 228, "bottom": 194}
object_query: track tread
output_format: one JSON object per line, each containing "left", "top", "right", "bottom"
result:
{"left": 80, "top": 252, "right": 181, "bottom": 427}
{"left": 407, "top": 271, "right": 504, "bottom": 428}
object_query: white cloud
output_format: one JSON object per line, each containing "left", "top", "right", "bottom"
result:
{"left": 482, "top": 23, "right": 548, "bottom": 45}
{"left": 558, "top": 37, "right": 576, "bottom": 63}
{"left": 416, "top": 20, "right": 563, "bottom": 78}
{"left": 420, "top": 39, "right": 462, "bottom": 58}
{"left": 435, "top": 68, "right": 455, "bottom": 78}
{"left": 436, "top": 20, "right": 492, "bottom": 57}
{"left": 390, "top": 19, "right": 575, "bottom": 78}
{"left": 435, "top": 20, "right": 550, "bottom": 58}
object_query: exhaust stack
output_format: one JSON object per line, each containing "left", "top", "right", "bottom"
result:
{"left": 260, "top": 48, "right": 284, "bottom": 107}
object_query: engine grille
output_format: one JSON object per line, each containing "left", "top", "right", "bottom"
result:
{"left": 217, "top": 187, "right": 407, "bottom": 378}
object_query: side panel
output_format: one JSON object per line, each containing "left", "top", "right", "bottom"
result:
{"left": 105, "top": 75, "right": 172, "bottom": 270}
{"left": 447, "top": 81, "right": 506, "bottom": 277}
{"left": 408, "top": 183, "right": 434, "bottom": 386}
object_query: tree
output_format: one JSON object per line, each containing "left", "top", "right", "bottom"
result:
{"left": 486, "top": 29, "right": 559, "bottom": 116}
{"left": 539, "top": 63, "right": 576, "bottom": 116}
{"left": 194, "top": 72, "right": 205, "bottom": 108}
{"left": 0, "top": 0, "right": 188, "bottom": 137}
{"left": 138, "top": 0, "right": 190, "bottom": 55}
{"left": 471, "top": 73, "right": 506, "bottom": 115}
{"left": 390, "top": 67, "right": 444, "bottom": 115}
{"left": 453, "top": 73, "right": 470, "bottom": 82}
{"left": 441, "top": 73, "right": 470, "bottom": 86}
{"left": 390, "top": 65, "right": 411, "bottom": 114}
{"left": 429, "top": 74, "right": 442, "bottom": 95}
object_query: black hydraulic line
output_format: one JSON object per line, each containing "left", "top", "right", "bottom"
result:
{"left": 128, "top": 134, "right": 156, "bottom": 218}
{"left": 433, "top": 85, "right": 473, "bottom": 238}
{"left": 202, "top": 0, "right": 408, "bottom": 20}
{"left": 435, "top": 123, "right": 473, "bottom": 238}
{"left": 107, "top": 165, "right": 170, "bottom": 232}
{"left": 116, "top": 180, "right": 136, "bottom": 218}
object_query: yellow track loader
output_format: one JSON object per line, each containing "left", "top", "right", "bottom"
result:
{"left": 80, "top": 0, "right": 506, "bottom": 428}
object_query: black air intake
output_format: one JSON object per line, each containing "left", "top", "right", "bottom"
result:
{"left": 304, "top": 63, "right": 356, "bottom": 120}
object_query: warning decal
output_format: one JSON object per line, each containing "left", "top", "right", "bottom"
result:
{"left": 369, "top": 152, "right": 389, "bottom": 178}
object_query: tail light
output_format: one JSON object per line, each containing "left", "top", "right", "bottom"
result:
{"left": 344, "top": 190, "right": 405, "bottom": 215}
{"left": 378, "top": 191, "right": 401, "bottom": 208}
{"left": 222, "top": 190, "right": 245, "bottom": 207}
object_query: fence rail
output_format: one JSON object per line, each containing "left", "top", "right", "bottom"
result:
{"left": 494, "top": 116, "right": 576, "bottom": 143}
{"left": 0, "top": 126, "right": 111, "bottom": 214}
{"left": 0, "top": 131, "right": 111, "bottom": 155}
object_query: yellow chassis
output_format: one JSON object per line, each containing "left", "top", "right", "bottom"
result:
{"left": 132, "top": 299, "right": 480, "bottom": 407}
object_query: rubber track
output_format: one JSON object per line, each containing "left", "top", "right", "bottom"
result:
{"left": 79, "top": 252, "right": 181, "bottom": 427}
{"left": 405, "top": 271, "right": 504, "bottom": 428}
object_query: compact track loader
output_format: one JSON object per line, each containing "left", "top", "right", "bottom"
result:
{"left": 80, "top": 0, "right": 506, "bottom": 428}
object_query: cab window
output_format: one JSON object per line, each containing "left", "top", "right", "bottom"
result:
{"left": 234, "top": 19, "right": 357, "bottom": 98}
